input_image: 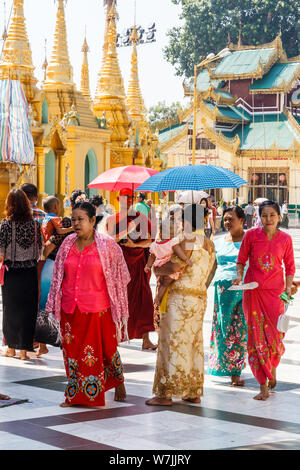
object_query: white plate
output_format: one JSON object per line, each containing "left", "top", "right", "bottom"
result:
{"left": 228, "top": 282, "right": 259, "bottom": 291}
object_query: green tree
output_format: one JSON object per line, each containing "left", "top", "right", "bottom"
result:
{"left": 147, "top": 101, "right": 184, "bottom": 130}
{"left": 164, "top": 0, "right": 300, "bottom": 77}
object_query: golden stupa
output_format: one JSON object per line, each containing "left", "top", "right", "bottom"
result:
{"left": 0, "top": 0, "right": 160, "bottom": 214}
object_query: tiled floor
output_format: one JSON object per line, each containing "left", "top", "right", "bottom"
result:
{"left": 1, "top": 229, "right": 300, "bottom": 450}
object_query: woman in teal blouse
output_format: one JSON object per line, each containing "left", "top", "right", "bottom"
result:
{"left": 208, "top": 206, "right": 247, "bottom": 386}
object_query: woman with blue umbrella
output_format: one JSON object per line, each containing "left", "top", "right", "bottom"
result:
{"left": 137, "top": 165, "right": 247, "bottom": 195}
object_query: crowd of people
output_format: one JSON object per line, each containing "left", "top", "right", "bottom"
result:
{"left": 0, "top": 186, "right": 298, "bottom": 406}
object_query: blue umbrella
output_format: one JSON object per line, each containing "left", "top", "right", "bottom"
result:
{"left": 136, "top": 165, "right": 247, "bottom": 192}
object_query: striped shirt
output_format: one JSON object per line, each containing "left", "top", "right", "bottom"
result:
{"left": 31, "top": 203, "right": 45, "bottom": 225}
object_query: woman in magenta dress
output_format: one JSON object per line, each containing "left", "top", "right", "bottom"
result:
{"left": 46, "top": 202, "right": 130, "bottom": 407}
{"left": 106, "top": 188, "right": 156, "bottom": 350}
{"left": 235, "top": 200, "right": 295, "bottom": 401}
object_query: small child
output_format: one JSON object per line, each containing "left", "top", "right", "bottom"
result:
{"left": 145, "top": 219, "right": 193, "bottom": 307}
{"left": 41, "top": 196, "right": 73, "bottom": 243}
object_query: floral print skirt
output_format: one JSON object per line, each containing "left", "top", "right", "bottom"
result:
{"left": 243, "top": 288, "right": 285, "bottom": 385}
{"left": 152, "top": 290, "right": 206, "bottom": 399}
{"left": 208, "top": 280, "right": 247, "bottom": 377}
{"left": 60, "top": 307, "right": 124, "bottom": 406}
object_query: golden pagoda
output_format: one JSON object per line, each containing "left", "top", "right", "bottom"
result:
{"left": 0, "top": 0, "right": 38, "bottom": 102}
{"left": 93, "top": 1, "right": 131, "bottom": 152}
{"left": 39, "top": 0, "right": 112, "bottom": 210}
{"left": 0, "top": 0, "right": 160, "bottom": 213}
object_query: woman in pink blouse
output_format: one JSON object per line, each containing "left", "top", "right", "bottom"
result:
{"left": 46, "top": 202, "right": 130, "bottom": 407}
{"left": 234, "top": 200, "right": 295, "bottom": 401}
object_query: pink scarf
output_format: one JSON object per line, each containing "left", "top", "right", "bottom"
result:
{"left": 46, "top": 231, "right": 130, "bottom": 343}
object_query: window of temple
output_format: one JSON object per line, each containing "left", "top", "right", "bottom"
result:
{"left": 248, "top": 170, "right": 288, "bottom": 204}
{"left": 188, "top": 137, "right": 216, "bottom": 150}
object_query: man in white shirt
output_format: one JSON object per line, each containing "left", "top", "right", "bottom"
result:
{"left": 281, "top": 201, "right": 289, "bottom": 228}
{"left": 244, "top": 201, "right": 256, "bottom": 229}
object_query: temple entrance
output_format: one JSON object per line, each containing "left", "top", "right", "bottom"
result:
{"left": 84, "top": 149, "right": 98, "bottom": 198}
{"left": 42, "top": 98, "right": 49, "bottom": 124}
{"left": 45, "top": 149, "right": 56, "bottom": 196}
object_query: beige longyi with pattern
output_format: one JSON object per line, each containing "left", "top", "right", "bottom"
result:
{"left": 153, "top": 235, "right": 215, "bottom": 400}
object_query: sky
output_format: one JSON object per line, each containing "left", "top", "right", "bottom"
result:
{"left": 1, "top": 0, "right": 186, "bottom": 109}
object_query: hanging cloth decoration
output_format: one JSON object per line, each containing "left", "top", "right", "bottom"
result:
{"left": 0, "top": 79, "right": 34, "bottom": 164}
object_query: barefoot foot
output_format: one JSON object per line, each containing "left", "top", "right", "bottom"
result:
{"left": 0, "top": 394, "right": 10, "bottom": 400}
{"left": 5, "top": 348, "right": 16, "bottom": 358}
{"left": 36, "top": 345, "right": 49, "bottom": 357}
{"left": 142, "top": 340, "right": 158, "bottom": 350}
{"left": 114, "top": 383, "right": 126, "bottom": 402}
{"left": 142, "top": 333, "right": 157, "bottom": 350}
{"left": 268, "top": 367, "right": 277, "bottom": 390}
{"left": 231, "top": 375, "right": 245, "bottom": 387}
{"left": 145, "top": 397, "right": 173, "bottom": 406}
{"left": 20, "top": 350, "right": 29, "bottom": 361}
{"left": 182, "top": 397, "right": 201, "bottom": 403}
{"left": 253, "top": 383, "right": 270, "bottom": 401}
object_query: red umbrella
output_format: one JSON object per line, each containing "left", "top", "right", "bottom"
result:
{"left": 88, "top": 165, "right": 159, "bottom": 192}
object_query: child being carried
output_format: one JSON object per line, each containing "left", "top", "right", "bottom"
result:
{"left": 145, "top": 219, "right": 193, "bottom": 307}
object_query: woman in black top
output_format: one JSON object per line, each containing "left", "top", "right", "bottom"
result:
{"left": 0, "top": 189, "right": 42, "bottom": 360}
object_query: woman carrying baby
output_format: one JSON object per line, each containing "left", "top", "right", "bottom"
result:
{"left": 146, "top": 204, "right": 216, "bottom": 406}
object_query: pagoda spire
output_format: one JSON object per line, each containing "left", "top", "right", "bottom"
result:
{"left": 93, "top": 0, "right": 130, "bottom": 147}
{"left": 80, "top": 33, "right": 92, "bottom": 105}
{"left": 0, "top": 0, "right": 37, "bottom": 101}
{"left": 126, "top": 25, "right": 147, "bottom": 125}
{"left": 94, "top": 0, "right": 125, "bottom": 102}
{"left": 44, "top": 0, "right": 74, "bottom": 89}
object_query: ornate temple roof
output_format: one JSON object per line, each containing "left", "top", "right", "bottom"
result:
{"left": 208, "top": 34, "right": 287, "bottom": 81}
{"left": 218, "top": 113, "right": 300, "bottom": 151}
{"left": 209, "top": 47, "right": 277, "bottom": 80}
{"left": 158, "top": 122, "right": 188, "bottom": 150}
{"left": 249, "top": 61, "right": 300, "bottom": 94}
{"left": 183, "top": 69, "right": 224, "bottom": 95}
{"left": 200, "top": 100, "right": 250, "bottom": 124}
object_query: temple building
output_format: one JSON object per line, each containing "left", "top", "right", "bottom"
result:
{"left": 159, "top": 34, "right": 300, "bottom": 215}
{"left": 0, "top": 0, "right": 160, "bottom": 214}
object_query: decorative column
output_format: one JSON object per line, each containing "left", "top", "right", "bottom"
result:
{"left": 35, "top": 146, "right": 48, "bottom": 204}
{"left": 56, "top": 149, "right": 67, "bottom": 215}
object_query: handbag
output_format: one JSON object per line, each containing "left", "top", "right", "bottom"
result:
{"left": 34, "top": 310, "right": 61, "bottom": 347}
{"left": 0, "top": 263, "right": 7, "bottom": 286}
